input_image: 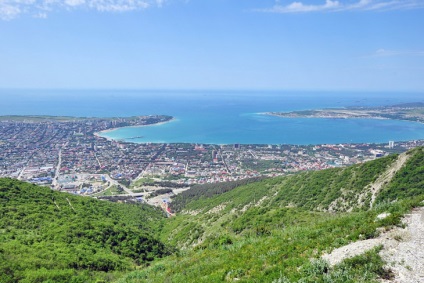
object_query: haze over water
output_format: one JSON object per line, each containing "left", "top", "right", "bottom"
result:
{"left": 2, "top": 89, "right": 424, "bottom": 145}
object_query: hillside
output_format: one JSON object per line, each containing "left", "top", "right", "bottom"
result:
{"left": 120, "top": 147, "right": 424, "bottom": 282}
{"left": 1, "top": 147, "right": 423, "bottom": 283}
{"left": 0, "top": 179, "right": 172, "bottom": 282}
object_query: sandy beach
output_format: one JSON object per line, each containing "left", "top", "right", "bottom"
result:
{"left": 94, "top": 118, "right": 176, "bottom": 141}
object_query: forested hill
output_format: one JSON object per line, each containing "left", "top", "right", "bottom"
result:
{"left": 1, "top": 147, "right": 423, "bottom": 283}
{"left": 171, "top": 147, "right": 423, "bottom": 214}
{"left": 120, "top": 147, "right": 424, "bottom": 283}
{"left": 0, "top": 179, "right": 172, "bottom": 283}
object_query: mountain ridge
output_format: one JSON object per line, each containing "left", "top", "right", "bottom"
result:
{"left": 1, "top": 146, "right": 423, "bottom": 282}
{"left": 131, "top": 147, "right": 423, "bottom": 282}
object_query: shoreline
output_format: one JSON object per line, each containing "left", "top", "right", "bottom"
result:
{"left": 262, "top": 105, "right": 424, "bottom": 125}
{"left": 265, "top": 112, "right": 424, "bottom": 125}
{"left": 94, "top": 118, "right": 176, "bottom": 141}
{"left": 93, "top": 114, "right": 424, "bottom": 145}
{"left": 264, "top": 112, "right": 390, "bottom": 120}
{"left": 93, "top": 106, "right": 424, "bottom": 145}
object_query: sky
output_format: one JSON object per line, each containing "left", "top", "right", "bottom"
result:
{"left": 0, "top": 0, "right": 423, "bottom": 91}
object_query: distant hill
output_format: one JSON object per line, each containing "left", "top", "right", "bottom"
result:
{"left": 0, "top": 179, "right": 172, "bottom": 282}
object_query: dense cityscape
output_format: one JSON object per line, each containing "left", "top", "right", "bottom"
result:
{"left": 1, "top": 115, "right": 423, "bottom": 204}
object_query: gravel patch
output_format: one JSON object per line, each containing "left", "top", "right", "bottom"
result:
{"left": 322, "top": 207, "right": 424, "bottom": 283}
{"left": 380, "top": 207, "right": 424, "bottom": 283}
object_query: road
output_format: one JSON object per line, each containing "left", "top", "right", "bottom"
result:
{"left": 52, "top": 148, "right": 62, "bottom": 189}
{"left": 103, "top": 174, "right": 134, "bottom": 195}
{"left": 17, "top": 165, "right": 26, "bottom": 180}
{"left": 219, "top": 149, "right": 231, "bottom": 174}
{"left": 97, "top": 192, "right": 145, "bottom": 198}
{"left": 94, "top": 152, "right": 102, "bottom": 168}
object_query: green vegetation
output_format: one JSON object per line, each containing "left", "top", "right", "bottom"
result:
{"left": 241, "top": 159, "right": 284, "bottom": 172}
{"left": 170, "top": 177, "right": 265, "bottom": 212}
{"left": 0, "top": 179, "right": 172, "bottom": 282}
{"left": 1, "top": 147, "right": 424, "bottom": 282}
{"left": 171, "top": 154, "right": 397, "bottom": 214}
{"left": 119, "top": 148, "right": 422, "bottom": 282}
{"left": 94, "top": 185, "right": 125, "bottom": 196}
{"left": 377, "top": 147, "right": 424, "bottom": 202}
{"left": 130, "top": 178, "right": 155, "bottom": 188}
{"left": 270, "top": 154, "right": 398, "bottom": 211}
{"left": 120, "top": 196, "right": 420, "bottom": 282}
{"left": 117, "top": 179, "right": 131, "bottom": 187}
{"left": 149, "top": 189, "right": 173, "bottom": 198}
{"left": 131, "top": 177, "right": 187, "bottom": 191}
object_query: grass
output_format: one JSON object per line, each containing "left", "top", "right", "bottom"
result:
{"left": 116, "top": 149, "right": 424, "bottom": 282}
{"left": 0, "top": 178, "right": 171, "bottom": 282}
{"left": 119, "top": 195, "right": 423, "bottom": 282}
{"left": 93, "top": 185, "right": 125, "bottom": 196}
{"left": 130, "top": 178, "right": 155, "bottom": 189}
{"left": 2, "top": 147, "right": 423, "bottom": 283}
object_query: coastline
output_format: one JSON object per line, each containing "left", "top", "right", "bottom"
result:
{"left": 264, "top": 112, "right": 424, "bottom": 125}
{"left": 264, "top": 112, "right": 390, "bottom": 120}
{"left": 94, "top": 117, "right": 176, "bottom": 142}
{"left": 94, "top": 112, "right": 424, "bottom": 145}
{"left": 262, "top": 102, "right": 424, "bottom": 125}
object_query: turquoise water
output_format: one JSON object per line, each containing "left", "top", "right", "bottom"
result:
{"left": 1, "top": 89, "right": 424, "bottom": 145}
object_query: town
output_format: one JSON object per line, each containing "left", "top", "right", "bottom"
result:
{"left": 1, "top": 115, "right": 423, "bottom": 205}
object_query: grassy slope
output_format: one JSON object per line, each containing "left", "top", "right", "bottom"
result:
{"left": 169, "top": 177, "right": 265, "bottom": 212}
{"left": 376, "top": 147, "right": 424, "bottom": 202}
{"left": 1, "top": 148, "right": 422, "bottom": 282}
{"left": 119, "top": 147, "right": 424, "bottom": 282}
{"left": 0, "top": 179, "right": 172, "bottom": 283}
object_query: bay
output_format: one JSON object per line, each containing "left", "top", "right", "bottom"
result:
{"left": 1, "top": 89, "right": 424, "bottom": 145}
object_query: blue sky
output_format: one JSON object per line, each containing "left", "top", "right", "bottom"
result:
{"left": 0, "top": 0, "right": 423, "bottom": 91}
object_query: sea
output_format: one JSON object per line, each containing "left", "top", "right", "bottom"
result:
{"left": 1, "top": 89, "right": 424, "bottom": 145}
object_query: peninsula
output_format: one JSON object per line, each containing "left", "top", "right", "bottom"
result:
{"left": 267, "top": 102, "right": 424, "bottom": 123}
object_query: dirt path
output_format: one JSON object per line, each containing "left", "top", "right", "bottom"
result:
{"left": 369, "top": 152, "right": 411, "bottom": 208}
{"left": 328, "top": 153, "right": 411, "bottom": 212}
{"left": 380, "top": 207, "right": 424, "bottom": 283}
{"left": 322, "top": 207, "right": 424, "bottom": 283}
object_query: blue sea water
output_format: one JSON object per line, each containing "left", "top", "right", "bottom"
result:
{"left": 1, "top": 89, "right": 424, "bottom": 145}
